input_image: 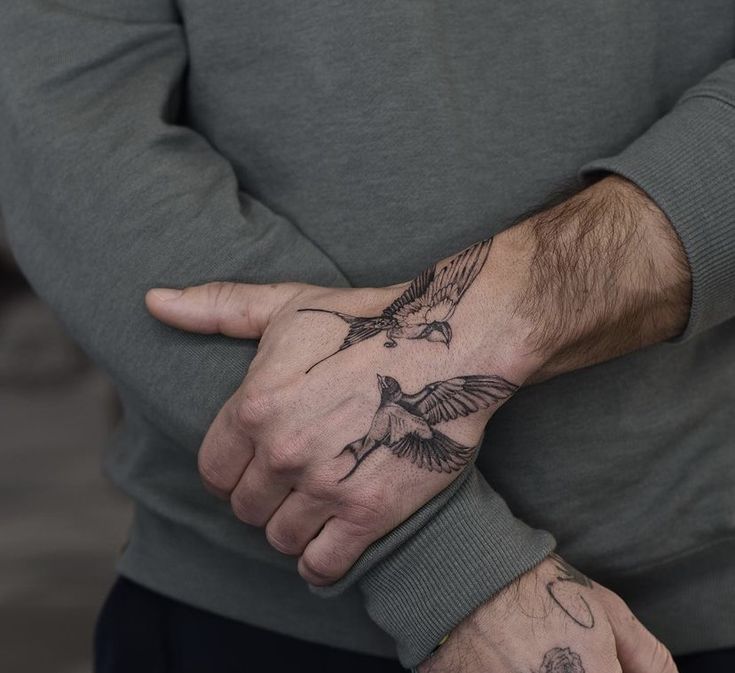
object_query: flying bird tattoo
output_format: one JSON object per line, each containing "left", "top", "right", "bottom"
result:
{"left": 299, "top": 238, "right": 492, "bottom": 373}
{"left": 338, "top": 372, "right": 517, "bottom": 481}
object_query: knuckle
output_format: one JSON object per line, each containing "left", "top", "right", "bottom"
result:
{"left": 265, "top": 522, "right": 300, "bottom": 555}
{"left": 301, "top": 550, "right": 340, "bottom": 584}
{"left": 229, "top": 491, "right": 262, "bottom": 526}
{"left": 197, "top": 452, "right": 230, "bottom": 492}
{"left": 264, "top": 442, "right": 303, "bottom": 474}
{"left": 344, "top": 486, "right": 388, "bottom": 530}
{"left": 603, "top": 588, "right": 631, "bottom": 618}
{"left": 339, "top": 520, "right": 377, "bottom": 556}
{"left": 307, "top": 477, "right": 339, "bottom": 502}
{"left": 235, "top": 385, "right": 277, "bottom": 427}
{"left": 346, "top": 501, "right": 384, "bottom": 531}
{"left": 652, "top": 641, "right": 676, "bottom": 672}
{"left": 229, "top": 491, "right": 250, "bottom": 521}
{"left": 605, "top": 591, "right": 675, "bottom": 673}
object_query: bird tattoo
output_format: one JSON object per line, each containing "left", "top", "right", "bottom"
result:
{"left": 338, "top": 372, "right": 517, "bottom": 481}
{"left": 299, "top": 238, "right": 492, "bottom": 373}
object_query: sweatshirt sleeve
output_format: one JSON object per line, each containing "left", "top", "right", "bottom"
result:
{"left": 0, "top": 0, "right": 350, "bottom": 449}
{"left": 324, "top": 466, "right": 555, "bottom": 667}
{"left": 0, "top": 2, "right": 555, "bottom": 668}
{"left": 580, "top": 60, "right": 735, "bottom": 341}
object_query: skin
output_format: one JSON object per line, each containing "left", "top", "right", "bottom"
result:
{"left": 146, "top": 175, "right": 689, "bottom": 672}
{"left": 419, "top": 554, "right": 677, "bottom": 673}
{"left": 146, "top": 257, "right": 528, "bottom": 584}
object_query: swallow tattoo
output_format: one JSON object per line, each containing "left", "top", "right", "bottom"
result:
{"left": 338, "top": 372, "right": 517, "bottom": 481}
{"left": 545, "top": 554, "right": 596, "bottom": 629}
{"left": 299, "top": 238, "right": 492, "bottom": 373}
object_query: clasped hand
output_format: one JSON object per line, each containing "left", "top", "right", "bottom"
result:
{"left": 145, "top": 177, "right": 683, "bottom": 673}
{"left": 146, "top": 238, "right": 527, "bottom": 585}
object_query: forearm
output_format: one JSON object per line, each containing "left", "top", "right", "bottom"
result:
{"left": 326, "top": 175, "right": 690, "bottom": 664}
{"left": 483, "top": 175, "right": 691, "bottom": 384}
{"left": 0, "top": 0, "right": 349, "bottom": 450}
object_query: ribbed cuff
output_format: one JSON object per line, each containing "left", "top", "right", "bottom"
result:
{"left": 312, "top": 466, "right": 475, "bottom": 601}
{"left": 580, "top": 94, "right": 735, "bottom": 341}
{"left": 313, "top": 468, "right": 555, "bottom": 668}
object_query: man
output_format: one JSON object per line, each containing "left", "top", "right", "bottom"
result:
{"left": 1, "top": 1, "right": 733, "bottom": 672}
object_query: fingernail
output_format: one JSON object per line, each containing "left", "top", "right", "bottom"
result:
{"left": 151, "top": 288, "right": 183, "bottom": 301}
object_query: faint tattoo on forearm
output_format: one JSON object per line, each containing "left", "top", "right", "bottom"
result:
{"left": 299, "top": 238, "right": 492, "bottom": 373}
{"left": 546, "top": 554, "right": 595, "bottom": 629}
{"left": 537, "top": 646, "right": 585, "bottom": 673}
{"left": 337, "top": 372, "right": 517, "bottom": 481}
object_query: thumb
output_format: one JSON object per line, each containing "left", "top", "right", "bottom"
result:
{"left": 145, "top": 281, "right": 302, "bottom": 338}
{"left": 607, "top": 592, "right": 678, "bottom": 673}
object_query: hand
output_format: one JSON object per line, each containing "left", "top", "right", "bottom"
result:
{"left": 420, "top": 554, "right": 677, "bottom": 673}
{"left": 146, "top": 174, "right": 690, "bottom": 587}
{"left": 146, "top": 239, "right": 533, "bottom": 585}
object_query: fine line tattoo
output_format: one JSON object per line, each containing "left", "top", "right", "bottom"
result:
{"left": 337, "top": 372, "right": 517, "bottom": 481}
{"left": 546, "top": 554, "right": 595, "bottom": 629}
{"left": 537, "top": 647, "right": 585, "bottom": 673}
{"left": 299, "top": 238, "right": 492, "bottom": 373}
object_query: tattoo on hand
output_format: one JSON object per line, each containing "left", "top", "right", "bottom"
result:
{"left": 538, "top": 647, "right": 585, "bottom": 673}
{"left": 299, "top": 238, "right": 492, "bottom": 373}
{"left": 337, "top": 371, "right": 517, "bottom": 481}
{"left": 546, "top": 554, "right": 595, "bottom": 629}
{"left": 549, "top": 553, "right": 592, "bottom": 588}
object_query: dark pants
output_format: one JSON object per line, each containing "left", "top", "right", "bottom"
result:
{"left": 95, "top": 577, "right": 734, "bottom": 672}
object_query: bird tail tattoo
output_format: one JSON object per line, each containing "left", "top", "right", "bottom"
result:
{"left": 337, "top": 436, "right": 375, "bottom": 482}
{"left": 297, "top": 308, "right": 384, "bottom": 373}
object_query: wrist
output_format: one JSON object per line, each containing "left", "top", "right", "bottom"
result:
{"left": 460, "top": 227, "right": 542, "bottom": 385}
{"left": 481, "top": 176, "right": 690, "bottom": 383}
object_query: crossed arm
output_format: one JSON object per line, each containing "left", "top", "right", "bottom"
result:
{"left": 147, "top": 174, "right": 689, "bottom": 585}
{"left": 0, "top": 1, "right": 557, "bottom": 666}
{"left": 146, "top": 174, "right": 688, "bottom": 672}
{"left": 3, "top": 1, "right": 735, "bottom": 671}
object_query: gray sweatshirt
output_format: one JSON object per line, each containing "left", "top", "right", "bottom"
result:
{"left": 1, "top": 0, "right": 734, "bottom": 668}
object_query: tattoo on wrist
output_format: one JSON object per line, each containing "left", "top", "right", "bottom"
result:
{"left": 337, "top": 372, "right": 517, "bottom": 481}
{"left": 299, "top": 238, "right": 492, "bottom": 373}
{"left": 546, "top": 554, "right": 595, "bottom": 629}
{"left": 538, "top": 646, "right": 585, "bottom": 673}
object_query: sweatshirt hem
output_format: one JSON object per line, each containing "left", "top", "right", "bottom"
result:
{"left": 116, "top": 505, "right": 398, "bottom": 660}
{"left": 118, "top": 505, "right": 735, "bottom": 663}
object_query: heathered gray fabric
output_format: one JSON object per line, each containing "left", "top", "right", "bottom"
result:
{"left": 1, "top": 0, "right": 734, "bottom": 668}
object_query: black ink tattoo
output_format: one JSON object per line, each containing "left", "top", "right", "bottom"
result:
{"left": 550, "top": 553, "right": 593, "bottom": 588}
{"left": 337, "top": 372, "right": 517, "bottom": 481}
{"left": 538, "top": 646, "right": 585, "bottom": 673}
{"left": 299, "top": 238, "right": 492, "bottom": 373}
{"left": 546, "top": 554, "right": 595, "bottom": 629}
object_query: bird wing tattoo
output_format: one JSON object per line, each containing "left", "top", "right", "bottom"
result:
{"left": 403, "top": 374, "right": 519, "bottom": 425}
{"left": 383, "top": 237, "right": 492, "bottom": 325}
{"left": 387, "top": 406, "right": 477, "bottom": 472}
{"left": 298, "top": 238, "right": 492, "bottom": 372}
{"left": 385, "top": 403, "right": 433, "bottom": 442}
{"left": 338, "top": 371, "right": 517, "bottom": 480}
{"left": 379, "top": 265, "right": 436, "bottom": 324}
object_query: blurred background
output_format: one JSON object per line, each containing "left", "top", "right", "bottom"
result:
{"left": 0, "top": 215, "right": 132, "bottom": 673}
